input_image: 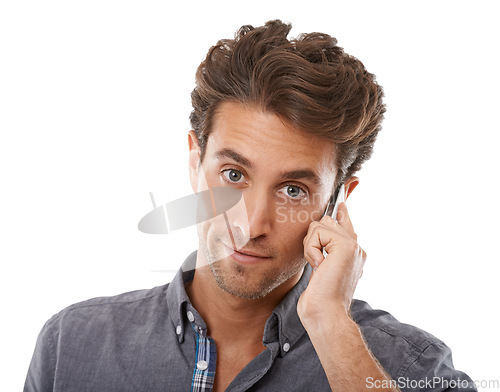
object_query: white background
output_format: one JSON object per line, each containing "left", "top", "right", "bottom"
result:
{"left": 1, "top": 1, "right": 499, "bottom": 390}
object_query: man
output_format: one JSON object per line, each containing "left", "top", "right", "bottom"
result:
{"left": 25, "top": 20, "right": 476, "bottom": 391}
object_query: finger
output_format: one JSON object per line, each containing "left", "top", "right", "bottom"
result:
{"left": 335, "top": 202, "right": 357, "bottom": 241}
{"left": 303, "top": 222, "right": 349, "bottom": 267}
{"left": 318, "top": 214, "right": 337, "bottom": 227}
{"left": 304, "top": 245, "right": 324, "bottom": 270}
{"left": 304, "top": 222, "right": 329, "bottom": 269}
{"left": 302, "top": 219, "right": 340, "bottom": 256}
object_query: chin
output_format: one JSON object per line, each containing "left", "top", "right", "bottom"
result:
{"left": 209, "top": 256, "right": 306, "bottom": 300}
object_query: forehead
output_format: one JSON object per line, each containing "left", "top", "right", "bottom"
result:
{"left": 206, "top": 101, "right": 337, "bottom": 180}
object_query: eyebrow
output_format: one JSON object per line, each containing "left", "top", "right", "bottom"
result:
{"left": 215, "top": 148, "right": 252, "bottom": 168}
{"left": 279, "top": 169, "right": 322, "bottom": 185}
{"left": 214, "top": 148, "right": 323, "bottom": 186}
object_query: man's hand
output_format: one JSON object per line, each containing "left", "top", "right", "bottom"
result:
{"left": 297, "top": 201, "right": 366, "bottom": 325}
{"left": 297, "top": 202, "right": 399, "bottom": 392}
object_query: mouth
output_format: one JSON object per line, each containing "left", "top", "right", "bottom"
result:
{"left": 221, "top": 242, "right": 271, "bottom": 265}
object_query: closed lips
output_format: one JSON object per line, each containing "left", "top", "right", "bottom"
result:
{"left": 235, "top": 248, "right": 269, "bottom": 258}
{"left": 223, "top": 242, "right": 270, "bottom": 258}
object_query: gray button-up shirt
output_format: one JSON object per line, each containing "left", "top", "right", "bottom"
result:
{"left": 25, "top": 251, "right": 476, "bottom": 391}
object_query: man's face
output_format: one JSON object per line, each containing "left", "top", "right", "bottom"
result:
{"left": 189, "top": 101, "right": 337, "bottom": 299}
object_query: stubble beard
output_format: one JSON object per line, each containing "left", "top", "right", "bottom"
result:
{"left": 198, "top": 234, "right": 306, "bottom": 300}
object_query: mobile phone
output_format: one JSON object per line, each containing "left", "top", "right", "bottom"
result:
{"left": 322, "top": 183, "right": 345, "bottom": 222}
{"left": 319, "top": 183, "right": 345, "bottom": 259}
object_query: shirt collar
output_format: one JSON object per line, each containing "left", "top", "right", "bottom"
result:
{"left": 166, "top": 250, "right": 197, "bottom": 343}
{"left": 166, "top": 250, "right": 311, "bottom": 354}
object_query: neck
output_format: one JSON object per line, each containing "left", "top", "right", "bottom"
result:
{"left": 185, "top": 255, "right": 303, "bottom": 347}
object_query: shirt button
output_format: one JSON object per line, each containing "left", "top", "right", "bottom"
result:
{"left": 197, "top": 360, "right": 208, "bottom": 371}
{"left": 187, "top": 311, "right": 195, "bottom": 322}
{"left": 283, "top": 342, "right": 290, "bottom": 352}
{"left": 176, "top": 325, "right": 182, "bottom": 335}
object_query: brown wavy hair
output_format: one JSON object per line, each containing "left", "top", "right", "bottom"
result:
{"left": 190, "top": 20, "right": 385, "bottom": 188}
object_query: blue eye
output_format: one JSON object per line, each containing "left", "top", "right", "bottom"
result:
{"left": 223, "top": 169, "right": 244, "bottom": 183}
{"left": 286, "top": 185, "right": 301, "bottom": 197}
{"left": 280, "top": 184, "right": 307, "bottom": 199}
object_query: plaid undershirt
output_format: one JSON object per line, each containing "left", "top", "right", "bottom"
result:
{"left": 191, "top": 325, "right": 217, "bottom": 392}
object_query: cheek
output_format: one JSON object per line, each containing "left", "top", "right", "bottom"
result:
{"left": 275, "top": 219, "right": 310, "bottom": 252}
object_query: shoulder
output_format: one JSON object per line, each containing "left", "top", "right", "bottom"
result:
{"left": 351, "top": 299, "right": 441, "bottom": 351}
{"left": 25, "top": 284, "right": 174, "bottom": 391}
{"left": 64, "top": 283, "right": 169, "bottom": 309}
{"left": 350, "top": 299, "right": 472, "bottom": 385}
{"left": 44, "top": 284, "right": 171, "bottom": 334}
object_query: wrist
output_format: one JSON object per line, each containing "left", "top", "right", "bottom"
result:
{"left": 298, "top": 301, "right": 354, "bottom": 334}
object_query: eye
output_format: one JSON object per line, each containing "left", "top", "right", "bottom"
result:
{"left": 280, "top": 184, "right": 307, "bottom": 199}
{"left": 222, "top": 169, "right": 245, "bottom": 183}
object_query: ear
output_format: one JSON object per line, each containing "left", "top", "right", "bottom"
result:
{"left": 188, "top": 131, "right": 201, "bottom": 193}
{"left": 343, "top": 176, "right": 359, "bottom": 200}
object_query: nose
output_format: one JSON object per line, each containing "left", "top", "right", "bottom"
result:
{"left": 232, "top": 189, "right": 273, "bottom": 240}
